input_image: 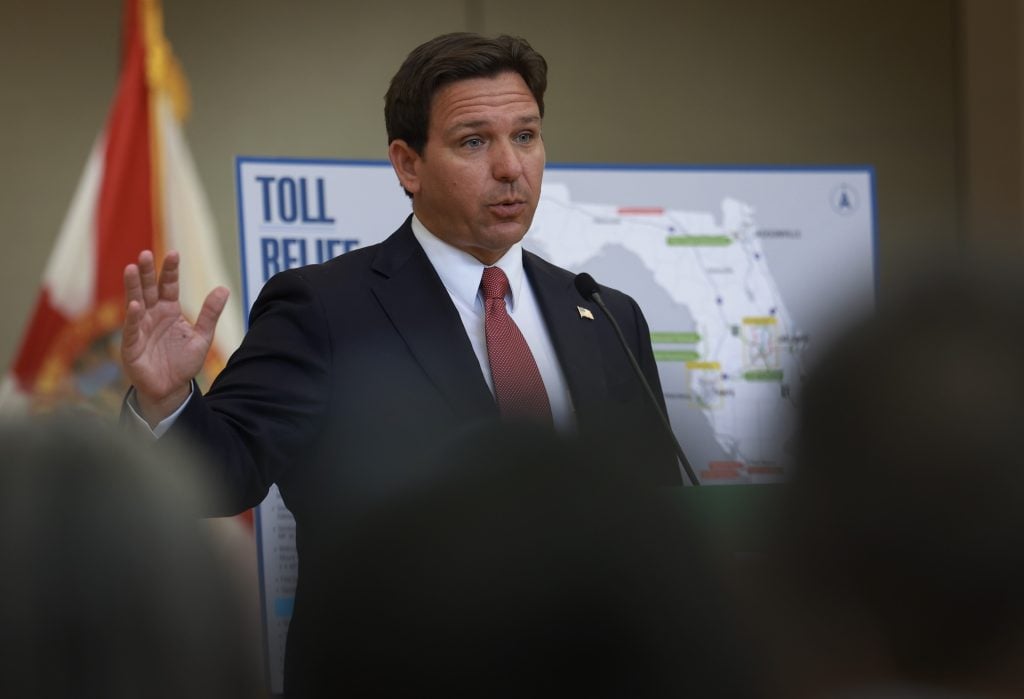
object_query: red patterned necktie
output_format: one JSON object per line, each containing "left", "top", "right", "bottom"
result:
{"left": 481, "top": 266, "right": 553, "bottom": 423}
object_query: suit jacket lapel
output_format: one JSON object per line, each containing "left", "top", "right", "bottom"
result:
{"left": 369, "top": 218, "right": 498, "bottom": 420}
{"left": 523, "top": 251, "right": 609, "bottom": 416}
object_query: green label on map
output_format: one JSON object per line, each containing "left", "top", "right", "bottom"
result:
{"left": 654, "top": 350, "right": 702, "bottom": 362}
{"left": 666, "top": 235, "right": 732, "bottom": 247}
{"left": 743, "top": 369, "right": 784, "bottom": 382}
{"left": 650, "top": 332, "right": 701, "bottom": 344}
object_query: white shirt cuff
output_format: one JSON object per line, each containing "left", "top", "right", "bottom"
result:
{"left": 125, "top": 384, "right": 194, "bottom": 438}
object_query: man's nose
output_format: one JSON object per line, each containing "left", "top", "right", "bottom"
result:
{"left": 490, "top": 139, "right": 523, "bottom": 182}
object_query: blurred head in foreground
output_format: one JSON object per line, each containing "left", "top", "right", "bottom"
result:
{"left": 775, "top": 268, "right": 1024, "bottom": 695}
{"left": 0, "top": 415, "right": 264, "bottom": 699}
{"left": 291, "top": 421, "right": 767, "bottom": 698}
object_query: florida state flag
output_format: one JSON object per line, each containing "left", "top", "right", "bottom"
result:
{"left": 1, "top": 0, "right": 242, "bottom": 414}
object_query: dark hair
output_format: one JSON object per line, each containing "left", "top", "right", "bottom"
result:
{"left": 773, "top": 266, "right": 1024, "bottom": 689}
{"left": 0, "top": 415, "right": 265, "bottom": 698}
{"left": 298, "top": 423, "right": 768, "bottom": 697}
{"left": 385, "top": 32, "right": 548, "bottom": 154}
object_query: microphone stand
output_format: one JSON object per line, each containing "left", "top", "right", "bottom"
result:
{"left": 575, "top": 273, "right": 700, "bottom": 487}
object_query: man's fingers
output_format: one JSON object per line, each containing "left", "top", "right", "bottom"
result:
{"left": 122, "top": 299, "right": 143, "bottom": 356}
{"left": 137, "top": 250, "right": 159, "bottom": 308}
{"left": 157, "top": 250, "right": 181, "bottom": 302}
{"left": 124, "top": 263, "right": 144, "bottom": 309}
{"left": 194, "top": 286, "right": 230, "bottom": 343}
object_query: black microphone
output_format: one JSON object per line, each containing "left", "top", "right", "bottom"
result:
{"left": 574, "top": 273, "right": 700, "bottom": 487}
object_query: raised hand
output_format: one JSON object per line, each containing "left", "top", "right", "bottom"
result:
{"left": 121, "top": 250, "right": 229, "bottom": 427}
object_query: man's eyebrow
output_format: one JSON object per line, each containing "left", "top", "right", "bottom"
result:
{"left": 446, "top": 120, "right": 488, "bottom": 136}
{"left": 445, "top": 115, "right": 542, "bottom": 137}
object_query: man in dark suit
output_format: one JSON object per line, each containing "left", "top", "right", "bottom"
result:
{"left": 122, "top": 32, "right": 680, "bottom": 693}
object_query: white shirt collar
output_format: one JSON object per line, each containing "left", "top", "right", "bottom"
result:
{"left": 410, "top": 214, "right": 526, "bottom": 311}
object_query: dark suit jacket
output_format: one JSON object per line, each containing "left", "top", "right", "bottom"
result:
{"left": 166, "top": 216, "right": 680, "bottom": 693}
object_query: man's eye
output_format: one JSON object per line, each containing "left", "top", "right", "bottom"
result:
{"left": 515, "top": 132, "right": 534, "bottom": 144}
{"left": 462, "top": 137, "right": 484, "bottom": 148}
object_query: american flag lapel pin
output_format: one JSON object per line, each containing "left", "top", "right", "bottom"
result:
{"left": 577, "top": 305, "right": 594, "bottom": 320}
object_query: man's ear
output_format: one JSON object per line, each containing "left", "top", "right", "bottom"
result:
{"left": 388, "top": 140, "right": 421, "bottom": 196}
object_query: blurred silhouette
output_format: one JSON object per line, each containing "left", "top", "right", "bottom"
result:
{"left": 288, "top": 421, "right": 770, "bottom": 698}
{"left": 0, "top": 414, "right": 265, "bottom": 699}
{"left": 769, "top": 265, "right": 1024, "bottom": 697}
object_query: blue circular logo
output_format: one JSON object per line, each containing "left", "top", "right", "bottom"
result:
{"left": 830, "top": 183, "right": 859, "bottom": 216}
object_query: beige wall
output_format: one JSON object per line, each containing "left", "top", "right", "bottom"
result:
{"left": 959, "top": 0, "right": 1024, "bottom": 256}
{"left": 0, "top": 0, "right": 986, "bottom": 371}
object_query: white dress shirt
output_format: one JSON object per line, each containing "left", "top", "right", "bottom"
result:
{"left": 411, "top": 215, "right": 575, "bottom": 431}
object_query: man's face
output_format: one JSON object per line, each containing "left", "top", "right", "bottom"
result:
{"left": 389, "top": 71, "right": 545, "bottom": 265}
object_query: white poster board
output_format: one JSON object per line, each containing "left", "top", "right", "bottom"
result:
{"left": 235, "top": 157, "right": 876, "bottom": 693}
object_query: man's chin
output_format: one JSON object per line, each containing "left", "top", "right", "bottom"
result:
{"left": 489, "top": 213, "right": 535, "bottom": 239}
{"left": 489, "top": 223, "right": 531, "bottom": 248}
{"left": 467, "top": 226, "right": 531, "bottom": 264}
